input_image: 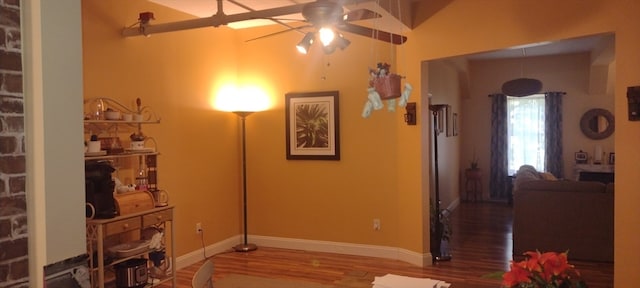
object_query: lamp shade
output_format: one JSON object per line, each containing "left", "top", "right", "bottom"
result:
{"left": 595, "top": 145, "right": 603, "bottom": 162}
{"left": 296, "top": 32, "right": 314, "bottom": 54}
{"left": 215, "top": 86, "right": 271, "bottom": 112}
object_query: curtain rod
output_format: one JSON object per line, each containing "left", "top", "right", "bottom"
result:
{"left": 487, "top": 91, "right": 566, "bottom": 97}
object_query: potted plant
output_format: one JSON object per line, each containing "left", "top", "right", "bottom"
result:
{"left": 502, "top": 250, "right": 587, "bottom": 288}
{"left": 469, "top": 151, "right": 479, "bottom": 170}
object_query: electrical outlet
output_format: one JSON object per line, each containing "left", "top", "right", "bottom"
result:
{"left": 373, "top": 219, "right": 381, "bottom": 231}
{"left": 196, "top": 222, "right": 202, "bottom": 234}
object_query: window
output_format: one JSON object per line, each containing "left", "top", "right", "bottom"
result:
{"left": 507, "top": 94, "right": 545, "bottom": 175}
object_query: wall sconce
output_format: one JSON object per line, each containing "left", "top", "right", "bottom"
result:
{"left": 404, "top": 102, "right": 416, "bottom": 125}
{"left": 627, "top": 86, "right": 640, "bottom": 121}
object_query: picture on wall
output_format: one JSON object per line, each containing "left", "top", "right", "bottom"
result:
{"left": 436, "top": 105, "right": 449, "bottom": 135}
{"left": 453, "top": 113, "right": 459, "bottom": 136}
{"left": 285, "top": 91, "right": 340, "bottom": 160}
{"left": 445, "top": 105, "right": 452, "bottom": 137}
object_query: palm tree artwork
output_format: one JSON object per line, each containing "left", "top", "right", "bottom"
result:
{"left": 295, "top": 103, "right": 329, "bottom": 148}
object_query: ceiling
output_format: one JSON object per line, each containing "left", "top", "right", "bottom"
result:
{"left": 148, "top": 0, "right": 305, "bottom": 29}
{"left": 465, "top": 33, "right": 615, "bottom": 62}
{"left": 147, "top": 0, "right": 412, "bottom": 30}
{"left": 144, "top": 1, "right": 613, "bottom": 61}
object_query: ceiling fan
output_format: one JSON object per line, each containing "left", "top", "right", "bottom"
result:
{"left": 121, "top": 0, "right": 407, "bottom": 53}
{"left": 248, "top": 0, "right": 408, "bottom": 54}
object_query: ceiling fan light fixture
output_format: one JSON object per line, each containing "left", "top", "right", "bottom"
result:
{"left": 296, "top": 32, "right": 315, "bottom": 54}
{"left": 318, "top": 27, "right": 335, "bottom": 46}
{"left": 334, "top": 34, "right": 350, "bottom": 50}
{"left": 322, "top": 34, "right": 349, "bottom": 55}
{"left": 323, "top": 44, "right": 336, "bottom": 55}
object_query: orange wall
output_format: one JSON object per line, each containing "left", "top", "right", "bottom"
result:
{"left": 406, "top": 0, "right": 639, "bottom": 285}
{"left": 233, "top": 25, "right": 409, "bottom": 245}
{"left": 82, "top": 1, "right": 244, "bottom": 256}
{"left": 82, "top": 0, "right": 640, "bottom": 285}
{"left": 82, "top": 0, "right": 415, "bottom": 257}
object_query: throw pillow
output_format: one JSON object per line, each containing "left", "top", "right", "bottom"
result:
{"left": 540, "top": 172, "right": 558, "bottom": 181}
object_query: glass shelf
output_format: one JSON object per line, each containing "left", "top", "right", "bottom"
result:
{"left": 84, "top": 119, "right": 161, "bottom": 124}
{"left": 84, "top": 97, "right": 160, "bottom": 122}
{"left": 84, "top": 151, "right": 159, "bottom": 161}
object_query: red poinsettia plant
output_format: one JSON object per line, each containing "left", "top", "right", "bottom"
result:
{"left": 502, "top": 251, "right": 587, "bottom": 288}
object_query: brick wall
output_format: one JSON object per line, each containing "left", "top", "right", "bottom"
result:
{"left": 0, "top": 0, "right": 29, "bottom": 286}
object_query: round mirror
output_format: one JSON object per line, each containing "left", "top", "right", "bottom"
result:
{"left": 580, "top": 108, "right": 614, "bottom": 139}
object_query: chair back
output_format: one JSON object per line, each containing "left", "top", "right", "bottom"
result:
{"left": 191, "top": 260, "right": 214, "bottom": 288}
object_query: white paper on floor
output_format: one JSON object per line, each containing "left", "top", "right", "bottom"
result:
{"left": 372, "top": 273, "right": 451, "bottom": 288}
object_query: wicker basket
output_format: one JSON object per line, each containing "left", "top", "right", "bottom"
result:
{"left": 373, "top": 74, "right": 402, "bottom": 100}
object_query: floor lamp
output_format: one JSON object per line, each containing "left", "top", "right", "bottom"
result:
{"left": 232, "top": 111, "right": 258, "bottom": 252}
{"left": 429, "top": 104, "right": 451, "bottom": 262}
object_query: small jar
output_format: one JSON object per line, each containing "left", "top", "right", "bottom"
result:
{"left": 135, "top": 166, "right": 148, "bottom": 191}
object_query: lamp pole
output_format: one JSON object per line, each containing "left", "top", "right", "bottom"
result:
{"left": 233, "top": 111, "right": 257, "bottom": 252}
{"left": 429, "top": 104, "right": 451, "bottom": 262}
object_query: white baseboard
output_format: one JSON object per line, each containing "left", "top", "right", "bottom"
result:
{"left": 252, "top": 235, "right": 431, "bottom": 267}
{"left": 176, "top": 235, "right": 432, "bottom": 270}
{"left": 175, "top": 235, "right": 241, "bottom": 270}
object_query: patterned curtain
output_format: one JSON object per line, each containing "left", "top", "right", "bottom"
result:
{"left": 545, "top": 92, "right": 565, "bottom": 178}
{"left": 489, "top": 94, "right": 508, "bottom": 199}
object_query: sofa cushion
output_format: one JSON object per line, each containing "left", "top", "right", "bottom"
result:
{"left": 513, "top": 165, "right": 540, "bottom": 189}
{"left": 606, "top": 183, "right": 614, "bottom": 194}
{"left": 517, "top": 179, "right": 606, "bottom": 193}
{"left": 540, "top": 172, "right": 558, "bottom": 180}
{"left": 516, "top": 165, "right": 541, "bottom": 180}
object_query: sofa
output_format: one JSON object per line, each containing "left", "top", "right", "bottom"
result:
{"left": 512, "top": 165, "right": 613, "bottom": 262}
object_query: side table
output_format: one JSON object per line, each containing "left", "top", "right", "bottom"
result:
{"left": 465, "top": 168, "right": 482, "bottom": 202}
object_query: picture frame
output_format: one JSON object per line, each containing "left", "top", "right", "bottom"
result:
{"left": 445, "top": 105, "right": 452, "bottom": 137}
{"left": 575, "top": 151, "right": 588, "bottom": 164}
{"left": 609, "top": 152, "right": 615, "bottom": 165}
{"left": 436, "top": 108, "right": 444, "bottom": 135}
{"left": 285, "top": 91, "right": 340, "bottom": 160}
{"left": 453, "top": 113, "right": 459, "bottom": 136}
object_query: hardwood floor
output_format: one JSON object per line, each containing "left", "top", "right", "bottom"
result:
{"left": 162, "top": 202, "right": 613, "bottom": 287}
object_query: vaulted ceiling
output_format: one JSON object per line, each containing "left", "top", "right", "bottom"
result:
{"left": 142, "top": 1, "right": 612, "bottom": 61}
{"left": 147, "top": 0, "right": 417, "bottom": 30}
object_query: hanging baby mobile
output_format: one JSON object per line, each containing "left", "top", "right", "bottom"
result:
{"left": 362, "top": 62, "right": 412, "bottom": 118}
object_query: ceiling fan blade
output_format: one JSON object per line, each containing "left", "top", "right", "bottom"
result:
{"left": 245, "top": 25, "right": 312, "bottom": 42}
{"left": 339, "top": 23, "right": 407, "bottom": 45}
{"left": 343, "top": 9, "right": 381, "bottom": 22}
{"left": 122, "top": 3, "right": 307, "bottom": 37}
{"left": 225, "top": 0, "right": 304, "bottom": 32}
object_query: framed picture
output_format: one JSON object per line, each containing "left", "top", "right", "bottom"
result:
{"left": 453, "top": 113, "right": 459, "bottom": 136}
{"left": 575, "top": 151, "right": 588, "bottom": 164}
{"left": 436, "top": 106, "right": 446, "bottom": 135}
{"left": 285, "top": 91, "right": 340, "bottom": 160}
{"left": 445, "top": 105, "right": 452, "bottom": 137}
{"left": 609, "top": 152, "right": 615, "bottom": 165}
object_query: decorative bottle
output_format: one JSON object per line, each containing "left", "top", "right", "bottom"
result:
{"left": 135, "top": 160, "right": 148, "bottom": 191}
